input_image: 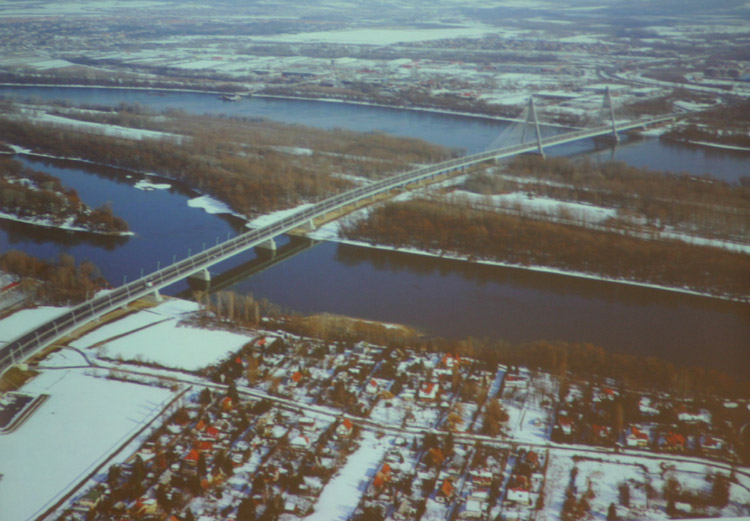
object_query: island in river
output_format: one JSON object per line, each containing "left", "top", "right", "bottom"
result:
{"left": 0, "top": 154, "right": 132, "bottom": 236}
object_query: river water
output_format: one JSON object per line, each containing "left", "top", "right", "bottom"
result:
{"left": 1, "top": 86, "right": 748, "bottom": 376}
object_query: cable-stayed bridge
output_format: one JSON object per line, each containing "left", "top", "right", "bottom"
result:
{"left": 0, "top": 93, "right": 681, "bottom": 375}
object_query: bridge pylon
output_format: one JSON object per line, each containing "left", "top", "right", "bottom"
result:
{"left": 521, "top": 96, "right": 545, "bottom": 157}
{"left": 600, "top": 86, "right": 619, "bottom": 143}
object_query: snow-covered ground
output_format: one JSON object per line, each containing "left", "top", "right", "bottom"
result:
{"left": 187, "top": 194, "right": 236, "bottom": 216}
{"left": 18, "top": 110, "right": 183, "bottom": 142}
{"left": 70, "top": 299, "right": 255, "bottom": 371}
{"left": 0, "top": 362, "right": 175, "bottom": 521}
{"left": 0, "top": 305, "right": 70, "bottom": 344}
{"left": 304, "top": 431, "right": 391, "bottom": 521}
{"left": 246, "top": 202, "right": 314, "bottom": 229}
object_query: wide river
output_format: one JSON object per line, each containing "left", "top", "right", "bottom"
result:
{"left": 1, "top": 86, "right": 748, "bottom": 377}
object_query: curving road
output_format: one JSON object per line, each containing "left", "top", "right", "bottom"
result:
{"left": 0, "top": 115, "right": 676, "bottom": 376}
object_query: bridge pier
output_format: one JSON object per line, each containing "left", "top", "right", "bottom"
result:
{"left": 187, "top": 268, "right": 211, "bottom": 292}
{"left": 257, "top": 237, "right": 277, "bottom": 252}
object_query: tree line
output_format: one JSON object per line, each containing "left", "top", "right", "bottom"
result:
{"left": 0, "top": 158, "right": 129, "bottom": 233}
{"left": 465, "top": 155, "right": 750, "bottom": 241}
{"left": 0, "top": 250, "right": 106, "bottom": 304}
{"left": 0, "top": 109, "right": 448, "bottom": 219}
{"left": 340, "top": 199, "right": 750, "bottom": 299}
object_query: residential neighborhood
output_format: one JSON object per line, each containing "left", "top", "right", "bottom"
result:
{"left": 1, "top": 298, "right": 747, "bottom": 521}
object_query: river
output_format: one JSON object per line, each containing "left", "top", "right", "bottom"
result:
{"left": 1, "top": 86, "right": 748, "bottom": 377}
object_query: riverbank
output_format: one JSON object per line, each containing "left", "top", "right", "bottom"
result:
{"left": 0, "top": 210, "right": 133, "bottom": 236}
{"left": 309, "top": 225, "right": 750, "bottom": 305}
{"left": 1, "top": 81, "right": 573, "bottom": 129}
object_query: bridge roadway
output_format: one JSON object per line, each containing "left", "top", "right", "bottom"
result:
{"left": 0, "top": 115, "right": 675, "bottom": 375}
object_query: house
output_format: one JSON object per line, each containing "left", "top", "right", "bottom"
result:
{"left": 664, "top": 431, "right": 686, "bottom": 451}
{"left": 290, "top": 435, "right": 311, "bottom": 450}
{"left": 677, "top": 409, "right": 711, "bottom": 425}
{"left": 592, "top": 424, "right": 612, "bottom": 440}
{"left": 626, "top": 426, "right": 649, "bottom": 448}
{"left": 371, "top": 464, "right": 391, "bottom": 494}
{"left": 336, "top": 418, "right": 354, "bottom": 438}
{"left": 419, "top": 382, "right": 439, "bottom": 401}
{"left": 298, "top": 417, "right": 316, "bottom": 432}
{"left": 558, "top": 416, "right": 574, "bottom": 436}
{"left": 507, "top": 488, "right": 531, "bottom": 505}
{"left": 184, "top": 449, "right": 200, "bottom": 465}
{"left": 393, "top": 498, "right": 413, "bottom": 520}
{"left": 504, "top": 375, "right": 528, "bottom": 390}
{"left": 366, "top": 379, "right": 379, "bottom": 394}
{"left": 638, "top": 396, "right": 659, "bottom": 416}
{"left": 133, "top": 497, "right": 159, "bottom": 517}
{"left": 197, "top": 440, "right": 214, "bottom": 452}
{"left": 292, "top": 371, "right": 303, "bottom": 385}
{"left": 461, "top": 498, "right": 484, "bottom": 519}
{"left": 441, "top": 353, "right": 460, "bottom": 369}
{"left": 436, "top": 479, "right": 454, "bottom": 503}
{"left": 469, "top": 487, "right": 490, "bottom": 501}
{"left": 701, "top": 435, "right": 724, "bottom": 451}
{"left": 77, "top": 487, "right": 106, "bottom": 511}
{"left": 470, "top": 470, "right": 493, "bottom": 486}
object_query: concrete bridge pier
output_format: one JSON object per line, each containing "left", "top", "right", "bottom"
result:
{"left": 187, "top": 269, "right": 211, "bottom": 292}
{"left": 257, "top": 237, "right": 277, "bottom": 252}
{"left": 255, "top": 237, "right": 278, "bottom": 260}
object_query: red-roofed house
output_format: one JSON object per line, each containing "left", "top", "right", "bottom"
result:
{"left": 437, "top": 479, "right": 454, "bottom": 503}
{"left": 336, "top": 418, "right": 354, "bottom": 438}
{"left": 626, "top": 426, "right": 649, "bottom": 448}
{"left": 184, "top": 449, "right": 200, "bottom": 465}
{"left": 665, "top": 432, "right": 686, "bottom": 451}
{"left": 441, "top": 354, "right": 460, "bottom": 369}
{"left": 419, "top": 382, "right": 439, "bottom": 401}
{"left": 292, "top": 371, "right": 303, "bottom": 384}
{"left": 366, "top": 379, "right": 379, "bottom": 394}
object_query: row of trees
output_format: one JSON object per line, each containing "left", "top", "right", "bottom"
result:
{"left": 0, "top": 250, "right": 107, "bottom": 304}
{"left": 341, "top": 199, "right": 750, "bottom": 298}
{"left": 0, "top": 158, "right": 130, "bottom": 233}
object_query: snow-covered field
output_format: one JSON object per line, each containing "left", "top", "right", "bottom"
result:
{"left": 0, "top": 305, "right": 69, "bottom": 343}
{"left": 0, "top": 363, "right": 175, "bottom": 521}
{"left": 71, "top": 299, "right": 255, "bottom": 371}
